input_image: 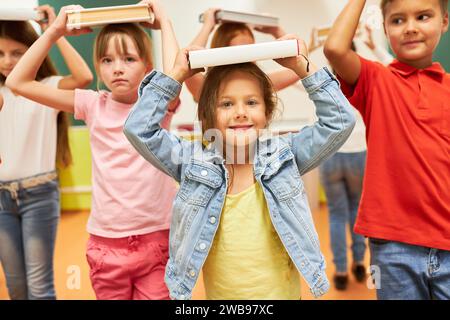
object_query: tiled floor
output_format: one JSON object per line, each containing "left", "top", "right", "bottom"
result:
{"left": 0, "top": 205, "right": 376, "bottom": 300}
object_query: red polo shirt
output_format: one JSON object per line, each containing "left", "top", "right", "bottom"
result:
{"left": 338, "top": 56, "right": 450, "bottom": 250}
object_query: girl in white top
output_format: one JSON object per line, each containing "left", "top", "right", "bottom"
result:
{"left": 0, "top": 5, "right": 92, "bottom": 300}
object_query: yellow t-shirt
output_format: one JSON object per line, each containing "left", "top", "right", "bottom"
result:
{"left": 203, "top": 183, "right": 301, "bottom": 300}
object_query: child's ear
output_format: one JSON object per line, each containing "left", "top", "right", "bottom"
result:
{"left": 442, "top": 12, "right": 449, "bottom": 33}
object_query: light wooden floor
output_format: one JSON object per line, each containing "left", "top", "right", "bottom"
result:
{"left": 0, "top": 204, "right": 375, "bottom": 300}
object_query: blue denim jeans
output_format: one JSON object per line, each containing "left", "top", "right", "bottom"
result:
{"left": 370, "top": 239, "right": 450, "bottom": 300}
{"left": 319, "top": 151, "right": 367, "bottom": 273}
{"left": 0, "top": 176, "right": 60, "bottom": 300}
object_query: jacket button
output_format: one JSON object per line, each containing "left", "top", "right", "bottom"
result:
{"left": 199, "top": 243, "right": 207, "bottom": 251}
{"left": 201, "top": 170, "right": 208, "bottom": 176}
{"left": 209, "top": 216, "right": 217, "bottom": 224}
{"left": 179, "top": 294, "right": 186, "bottom": 300}
{"left": 189, "top": 270, "right": 196, "bottom": 277}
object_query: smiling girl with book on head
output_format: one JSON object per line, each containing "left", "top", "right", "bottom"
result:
{"left": 124, "top": 32, "right": 356, "bottom": 299}
{"left": 5, "top": 0, "right": 182, "bottom": 300}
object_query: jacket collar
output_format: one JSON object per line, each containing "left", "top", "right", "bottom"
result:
{"left": 389, "top": 59, "right": 445, "bottom": 79}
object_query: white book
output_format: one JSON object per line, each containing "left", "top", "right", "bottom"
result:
{"left": 66, "top": 4, "right": 154, "bottom": 29}
{"left": 199, "top": 10, "right": 279, "bottom": 28}
{"left": 188, "top": 40, "right": 299, "bottom": 69}
{"left": 0, "top": 8, "right": 45, "bottom": 21}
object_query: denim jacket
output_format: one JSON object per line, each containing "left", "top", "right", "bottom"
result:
{"left": 124, "top": 67, "right": 356, "bottom": 300}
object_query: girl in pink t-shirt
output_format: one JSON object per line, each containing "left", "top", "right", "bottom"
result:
{"left": 6, "top": 1, "right": 180, "bottom": 300}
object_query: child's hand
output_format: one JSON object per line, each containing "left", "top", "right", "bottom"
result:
{"left": 47, "top": 5, "right": 92, "bottom": 39}
{"left": 138, "top": 0, "right": 168, "bottom": 30}
{"left": 274, "top": 34, "right": 318, "bottom": 79}
{"left": 167, "top": 46, "right": 205, "bottom": 83}
{"left": 35, "top": 5, "right": 56, "bottom": 32}
{"left": 363, "top": 24, "right": 376, "bottom": 50}
{"left": 201, "top": 8, "right": 220, "bottom": 30}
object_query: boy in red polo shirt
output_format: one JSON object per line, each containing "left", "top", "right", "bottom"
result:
{"left": 324, "top": 0, "right": 450, "bottom": 299}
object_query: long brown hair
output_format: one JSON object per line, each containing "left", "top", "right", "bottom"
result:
{"left": 93, "top": 23, "right": 153, "bottom": 89}
{"left": 0, "top": 21, "right": 72, "bottom": 168}
{"left": 210, "top": 23, "right": 255, "bottom": 48}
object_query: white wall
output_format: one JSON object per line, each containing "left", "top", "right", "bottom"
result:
{"left": 0, "top": 0, "right": 37, "bottom": 8}
{"left": 151, "top": 0, "right": 388, "bottom": 130}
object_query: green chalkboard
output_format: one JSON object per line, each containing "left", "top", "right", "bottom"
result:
{"left": 434, "top": 2, "right": 450, "bottom": 72}
{"left": 40, "top": 0, "right": 149, "bottom": 125}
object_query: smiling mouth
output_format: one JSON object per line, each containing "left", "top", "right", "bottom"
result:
{"left": 403, "top": 40, "right": 423, "bottom": 46}
{"left": 112, "top": 79, "right": 128, "bottom": 84}
{"left": 228, "top": 125, "right": 254, "bottom": 131}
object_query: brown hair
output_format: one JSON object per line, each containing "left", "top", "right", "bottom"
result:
{"left": 381, "top": 0, "right": 449, "bottom": 18}
{"left": 198, "top": 63, "right": 277, "bottom": 135}
{"left": 0, "top": 21, "right": 72, "bottom": 168}
{"left": 93, "top": 23, "right": 153, "bottom": 88}
{"left": 210, "top": 23, "right": 255, "bottom": 48}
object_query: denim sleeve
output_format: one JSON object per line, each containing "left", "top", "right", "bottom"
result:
{"left": 123, "top": 70, "right": 192, "bottom": 183}
{"left": 289, "top": 67, "right": 356, "bottom": 175}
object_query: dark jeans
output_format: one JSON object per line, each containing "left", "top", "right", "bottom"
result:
{"left": 0, "top": 177, "right": 59, "bottom": 300}
{"left": 319, "top": 151, "right": 367, "bottom": 273}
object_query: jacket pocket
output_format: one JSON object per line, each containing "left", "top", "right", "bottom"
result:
{"left": 178, "top": 161, "right": 223, "bottom": 207}
{"left": 262, "top": 151, "right": 304, "bottom": 201}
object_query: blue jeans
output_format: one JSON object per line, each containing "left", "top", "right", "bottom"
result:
{"left": 370, "top": 239, "right": 450, "bottom": 300}
{"left": 319, "top": 151, "right": 367, "bottom": 273}
{"left": 0, "top": 176, "right": 60, "bottom": 300}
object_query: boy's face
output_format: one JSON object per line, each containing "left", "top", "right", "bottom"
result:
{"left": 384, "top": 0, "right": 449, "bottom": 67}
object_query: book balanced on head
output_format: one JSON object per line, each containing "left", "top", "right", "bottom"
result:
{"left": 188, "top": 39, "right": 299, "bottom": 69}
{"left": 199, "top": 10, "right": 279, "bottom": 28}
{"left": 66, "top": 4, "right": 155, "bottom": 29}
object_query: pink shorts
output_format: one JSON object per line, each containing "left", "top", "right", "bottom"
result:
{"left": 86, "top": 230, "right": 170, "bottom": 300}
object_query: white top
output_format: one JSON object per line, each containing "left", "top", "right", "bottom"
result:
{"left": 338, "top": 108, "right": 367, "bottom": 153}
{"left": 0, "top": 76, "right": 62, "bottom": 181}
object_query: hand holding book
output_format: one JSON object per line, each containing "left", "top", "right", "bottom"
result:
{"left": 48, "top": 5, "right": 92, "bottom": 39}
{"left": 35, "top": 5, "right": 55, "bottom": 32}
{"left": 138, "top": 0, "right": 167, "bottom": 30}
{"left": 167, "top": 46, "right": 205, "bottom": 84}
{"left": 274, "top": 35, "right": 318, "bottom": 79}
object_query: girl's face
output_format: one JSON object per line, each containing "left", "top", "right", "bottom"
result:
{"left": 215, "top": 70, "right": 268, "bottom": 149}
{"left": 98, "top": 35, "right": 150, "bottom": 103}
{"left": 229, "top": 31, "right": 255, "bottom": 46}
{"left": 0, "top": 38, "right": 28, "bottom": 78}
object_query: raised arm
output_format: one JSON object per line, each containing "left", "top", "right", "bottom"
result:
{"left": 123, "top": 47, "right": 203, "bottom": 181}
{"left": 323, "top": 0, "right": 365, "bottom": 85}
{"left": 191, "top": 8, "right": 219, "bottom": 47}
{"left": 184, "top": 8, "right": 219, "bottom": 103}
{"left": 5, "top": 5, "right": 92, "bottom": 113}
{"left": 275, "top": 35, "right": 356, "bottom": 175}
{"left": 36, "top": 5, "right": 93, "bottom": 90}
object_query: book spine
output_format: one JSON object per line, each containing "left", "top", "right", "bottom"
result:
{"left": 188, "top": 40, "right": 299, "bottom": 69}
{"left": 0, "top": 8, "right": 39, "bottom": 21}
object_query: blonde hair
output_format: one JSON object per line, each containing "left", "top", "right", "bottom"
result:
{"left": 210, "top": 23, "right": 254, "bottom": 48}
{"left": 0, "top": 21, "right": 72, "bottom": 168}
{"left": 93, "top": 23, "right": 153, "bottom": 88}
